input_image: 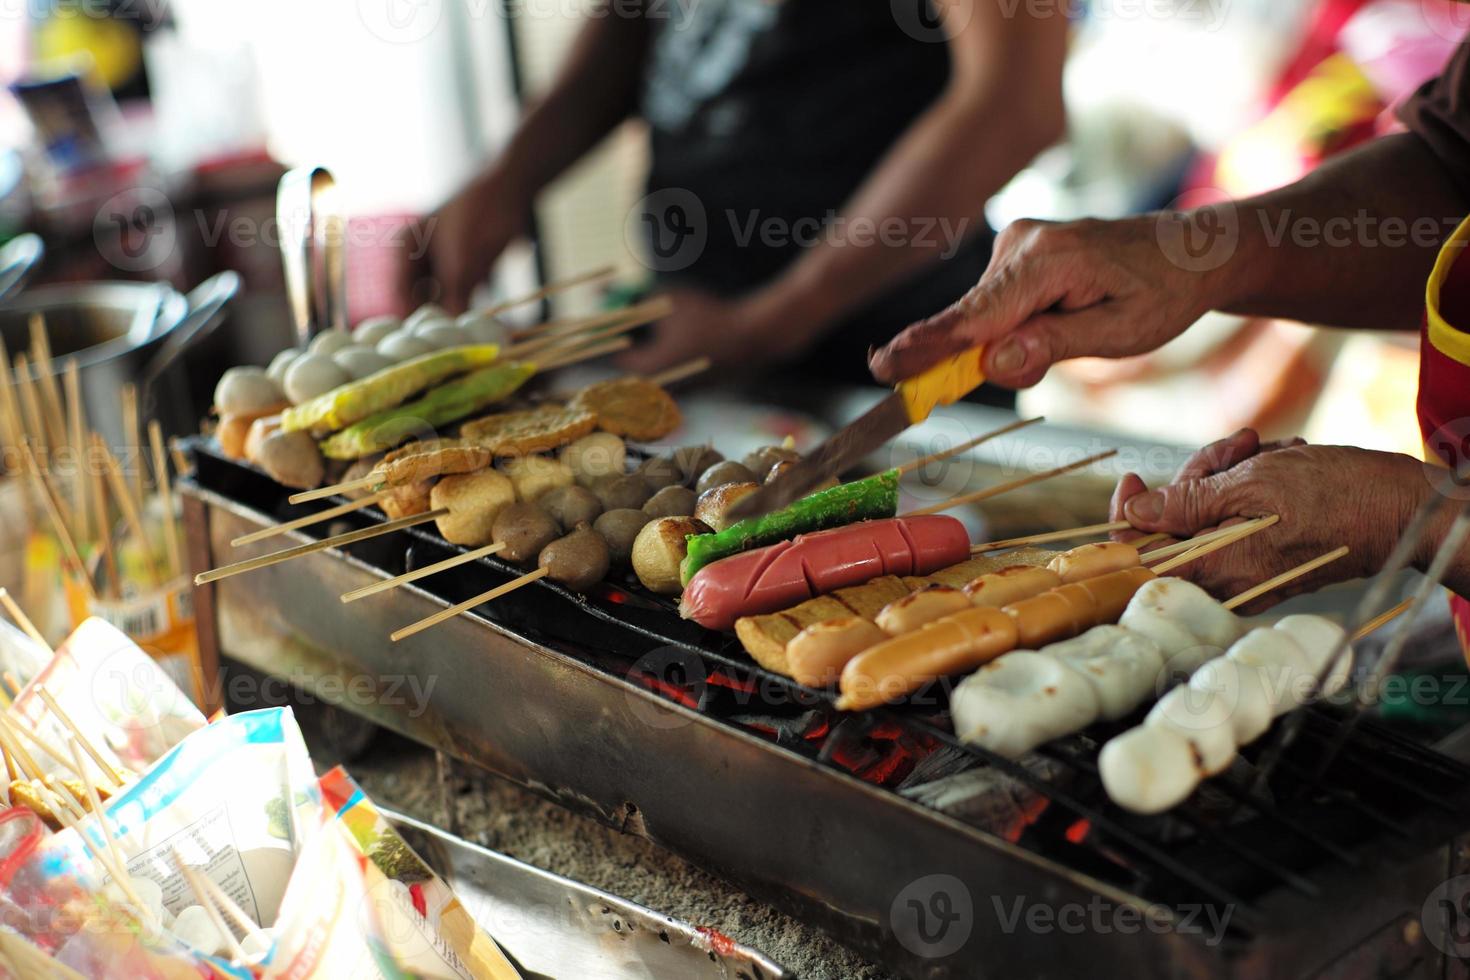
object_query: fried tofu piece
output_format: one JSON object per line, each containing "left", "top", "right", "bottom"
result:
{"left": 570, "top": 378, "right": 681, "bottom": 442}
{"left": 462, "top": 405, "right": 598, "bottom": 456}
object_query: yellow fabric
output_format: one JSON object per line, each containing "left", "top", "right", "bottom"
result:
{"left": 1425, "top": 213, "right": 1470, "bottom": 367}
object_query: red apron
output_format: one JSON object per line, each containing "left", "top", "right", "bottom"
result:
{"left": 1419, "top": 214, "right": 1470, "bottom": 655}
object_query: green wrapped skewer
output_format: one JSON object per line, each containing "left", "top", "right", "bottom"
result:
{"left": 679, "top": 470, "right": 900, "bottom": 584}
{"left": 282, "top": 344, "right": 502, "bottom": 436}
{"left": 320, "top": 362, "right": 536, "bottom": 459}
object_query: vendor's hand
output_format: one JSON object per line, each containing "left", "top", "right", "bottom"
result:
{"left": 1110, "top": 428, "right": 1307, "bottom": 551}
{"left": 395, "top": 171, "right": 532, "bottom": 314}
{"left": 1108, "top": 437, "right": 1422, "bottom": 612}
{"left": 618, "top": 287, "right": 819, "bottom": 376}
{"left": 868, "top": 214, "right": 1224, "bottom": 389}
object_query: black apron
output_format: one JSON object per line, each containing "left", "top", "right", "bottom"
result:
{"left": 639, "top": 0, "right": 994, "bottom": 385}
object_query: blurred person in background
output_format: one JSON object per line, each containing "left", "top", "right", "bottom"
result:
{"left": 404, "top": 0, "right": 1067, "bottom": 385}
{"left": 870, "top": 35, "right": 1470, "bottom": 632}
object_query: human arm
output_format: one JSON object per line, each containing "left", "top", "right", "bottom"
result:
{"left": 619, "top": 0, "right": 1068, "bottom": 372}
{"left": 410, "top": 6, "right": 654, "bottom": 311}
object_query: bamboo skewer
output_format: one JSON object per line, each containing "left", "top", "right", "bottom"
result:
{"left": 894, "top": 416, "right": 1045, "bottom": 480}
{"left": 288, "top": 473, "right": 381, "bottom": 506}
{"left": 1150, "top": 516, "right": 1280, "bottom": 575}
{"left": 96, "top": 434, "right": 163, "bottom": 583}
{"left": 391, "top": 567, "right": 549, "bottom": 642}
{"left": 904, "top": 449, "right": 1120, "bottom": 518}
{"left": 0, "top": 929, "right": 90, "bottom": 980}
{"left": 0, "top": 715, "right": 43, "bottom": 781}
{"left": 1136, "top": 522, "right": 1260, "bottom": 564}
{"left": 28, "top": 315, "right": 67, "bottom": 451}
{"left": 38, "top": 686, "right": 122, "bottom": 790}
{"left": 149, "top": 421, "right": 183, "bottom": 578}
{"left": 13, "top": 354, "right": 48, "bottom": 459}
{"left": 342, "top": 542, "right": 506, "bottom": 603}
{"left": 19, "top": 440, "right": 95, "bottom": 599}
{"left": 483, "top": 265, "right": 616, "bottom": 321}
{"left": 0, "top": 338, "right": 23, "bottom": 468}
{"left": 178, "top": 861, "right": 250, "bottom": 962}
{"left": 236, "top": 490, "right": 394, "bottom": 545}
{"left": 1223, "top": 546, "right": 1349, "bottom": 610}
{"left": 1351, "top": 598, "right": 1412, "bottom": 641}
{"left": 3, "top": 719, "right": 84, "bottom": 781}
{"left": 168, "top": 436, "right": 190, "bottom": 476}
{"left": 63, "top": 737, "right": 155, "bottom": 929}
{"left": 1128, "top": 532, "right": 1170, "bottom": 551}
{"left": 191, "top": 862, "right": 267, "bottom": 944}
{"left": 646, "top": 356, "right": 711, "bottom": 388}
{"left": 121, "top": 384, "right": 145, "bottom": 505}
{"left": 511, "top": 300, "right": 670, "bottom": 363}
{"left": 0, "top": 588, "right": 48, "bottom": 650}
{"left": 195, "top": 508, "right": 448, "bottom": 586}
{"left": 971, "top": 519, "right": 1129, "bottom": 554}
{"left": 90, "top": 446, "right": 119, "bottom": 598}
{"left": 63, "top": 359, "right": 88, "bottom": 543}
{"left": 532, "top": 334, "right": 634, "bottom": 372}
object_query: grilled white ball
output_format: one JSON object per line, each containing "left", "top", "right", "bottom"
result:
{"left": 355, "top": 315, "right": 401, "bottom": 346}
{"left": 951, "top": 652, "right": 1100, "bottom": 759}
{"left": 1099, "top": 725, "right": 1202, "bottom": 815}
{"left": 1125, "top": 578, "right": 1242, "bottom": 650}
{"left": 1145, "top": 685, "right": 1237, "bottom": 775}
{"left": 1226, "top": 628, "right": 1313, "bottom": 716}
{"left": 1045, "top": 626, "right": 1165, "bottom": 721}
{"left": 1118, "top": 607, "right": 1220, "bottom": 679}
{"left": 1189, "top": 657, "right": 1275, "bottom": 744}
{"left": 1273, "top": 614, "right": 1353, "bottom": 700}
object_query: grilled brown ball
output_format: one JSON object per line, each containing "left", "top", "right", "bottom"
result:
{"left": 492, "top": 501, "right": 561, "bottom": 564}
{"left": 595, "top": 474, "right": 652, "bottom": 512}
{"left": 643, "top": 485, "right": 696, "bottom": 518}
{"left": 594, "top": 509, "right": 652, "bottom": 566}
{"left": 540, "top": 484, "right": 602, "bottom": 530}
{"left": 695, "top": 460, "right": 756, "bottom": 496}
{"left": 674, "top": 445, "right": 724, "bottom": 485}
{"left": 538, "top": 524, "right": 611, "bottom": 592}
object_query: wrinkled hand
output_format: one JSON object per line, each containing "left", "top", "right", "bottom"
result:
{"left": 393, "top": 172, "right": 532, "bottom": 315}
{"left": 617, "top": 287, "right": 817, "bottom": 376}
{"left": 1108, "top": 431, "right": 1421, "bottom": 612}
{"left": 868, "top": 214, "right": 1222, "bottom": 388}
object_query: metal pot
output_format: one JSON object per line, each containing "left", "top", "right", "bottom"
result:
{"left": 0, "top": 270, "right": 240, "bottom": 451}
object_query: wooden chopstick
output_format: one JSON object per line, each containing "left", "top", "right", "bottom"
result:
{"left": 195, "top": 508, "right": 448, "bottom": 586}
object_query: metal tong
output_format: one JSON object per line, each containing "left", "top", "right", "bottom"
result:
{"left": 276, "top": 166, "right": 347, "bottom": 345}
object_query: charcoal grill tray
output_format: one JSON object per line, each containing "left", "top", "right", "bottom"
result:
{"left": 183, "top": 438, "right": 1470, "bottom": 980}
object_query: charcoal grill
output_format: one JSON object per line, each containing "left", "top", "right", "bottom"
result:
{"left": 181, "top": 438, "right": 1470, "bottom": 980}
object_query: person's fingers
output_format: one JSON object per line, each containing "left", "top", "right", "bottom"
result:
{"left": 1258, "top": 436, "right": 1308, "bottom": 454}
{"left": 1121, "top": 473, "right": 1250, "bottom": 537}
{"left": 983, "top": 306, "right": 1139, "bottom": 388}
{"left": 869, "top": 246, "right": 1061, "bottom": 384}
{"left": 1176, "top": 428, "right": 1260, "bottom": 482}
{"left": 617, "top": 323, "right": 687, "bottom": 375}
{"left": 1110, "top": 472, "right": 1148, "bottom": 524}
